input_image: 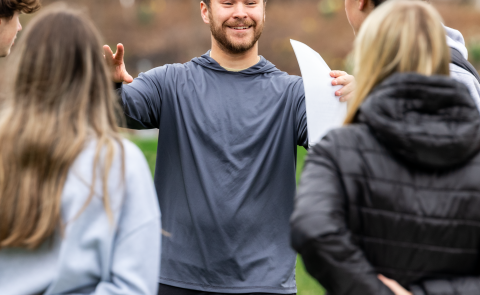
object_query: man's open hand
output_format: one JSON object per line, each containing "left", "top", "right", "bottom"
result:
{"left": 330, "top": 70, "right": 355, "bottom": 102}
{"left": 103, "top": 43, "right": 134, "bottom": 84}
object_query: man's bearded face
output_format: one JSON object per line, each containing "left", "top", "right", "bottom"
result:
{"left": 208, "top": 3, "right": 265, "bottom": 54}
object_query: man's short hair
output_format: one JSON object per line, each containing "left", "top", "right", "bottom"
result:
{"left": 202, "top": 0, "right": 267, "bottom": 8}
{"left": 0, "top": 0, "right": 41, "bottom": 20}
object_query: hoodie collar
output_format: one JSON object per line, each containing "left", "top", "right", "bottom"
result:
{"left": 191, "top": 51, "right": 278, "bottom": 75}
{"left": 444, "top": 25, "right": 469, "bottom": 59}
{"left": 358, "top": 73, "right": 480, "bottom": 170}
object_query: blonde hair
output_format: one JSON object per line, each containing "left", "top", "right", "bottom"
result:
{"left": 344, "top": 0, "right": 450, "bottom": 124}
{"left": 0, "top": 4, "right": 124, "bottom": 249}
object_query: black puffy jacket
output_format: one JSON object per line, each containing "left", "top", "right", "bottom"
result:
{"left": 290, "top": 73, "right": 480, "bottom": 295}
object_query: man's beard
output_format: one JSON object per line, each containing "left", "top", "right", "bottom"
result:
{"left": 209, "top": 15, "right": 264, "bottom": 54}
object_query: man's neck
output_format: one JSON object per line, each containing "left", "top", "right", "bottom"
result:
{"left": 210, "top": 39, "right": 260, "bottom": 70}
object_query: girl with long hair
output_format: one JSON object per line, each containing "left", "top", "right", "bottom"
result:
{"left": 0, "top": 4, "right": 161, "bottom": 294}
{"left": 291, "top": 1, "right": 480, "bottom": 294}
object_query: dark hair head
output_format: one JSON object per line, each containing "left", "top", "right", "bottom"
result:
{"left": 0, "top": 0, "right": 41, "bottom": 19}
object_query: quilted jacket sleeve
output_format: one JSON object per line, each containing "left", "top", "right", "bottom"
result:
{"left": 290, "top": 133, "right": 394, "bottom": 295}
{"left": 410, "top": 277, "right": 480, "bottom": 295}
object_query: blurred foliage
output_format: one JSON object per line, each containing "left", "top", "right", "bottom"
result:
{"left": 318, "top": 0, "right": 343, "bottom": 16}
{"left": 469, "top": 40, "right": 480, "bottom": 67}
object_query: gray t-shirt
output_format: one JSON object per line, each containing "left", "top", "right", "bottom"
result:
{"left": 118, "top": 52, "right": 307, "bottom": 294}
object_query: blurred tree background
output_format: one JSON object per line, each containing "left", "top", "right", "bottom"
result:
{"left": 7, "top": 0, "right": 479, "bottom": 77}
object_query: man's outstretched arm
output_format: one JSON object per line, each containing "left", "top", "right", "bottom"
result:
{"left": 104, "top": 44, "right": 163, "bottom": 130}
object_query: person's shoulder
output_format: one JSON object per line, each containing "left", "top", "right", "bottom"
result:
{"left": 449, "top": 63, "right": 480, "bottom": 100}
{"left": 121, "top": 139, "right": 151, "bottom": 172}
{"left": 450, "top": 63, "right": 476, "bottom": 78}
{"left": 268, "top": 68, "right": 302, "bottom": 83}
{"left": 143, "top": 62, "right": 190, "bottom": 76}
{"left": 267, "top": 71, "right": 304, "bottom": 96}
{"left": 449, "top": 63, "right": 480, "bottom": 88}
{"left": 312, "top": 124, "right": 380, "bottom": 157}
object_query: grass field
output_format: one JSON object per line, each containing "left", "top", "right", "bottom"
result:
{"left": 131, "top": 137, "right": 325, "bottom": 295}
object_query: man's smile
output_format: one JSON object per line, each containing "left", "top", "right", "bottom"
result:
{"left": 228, "top": 25, "right": 253, "bottom": 31}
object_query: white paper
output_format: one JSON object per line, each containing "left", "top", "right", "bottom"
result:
{"left": 290, "top": 39, "right": 347, "bottom": 147}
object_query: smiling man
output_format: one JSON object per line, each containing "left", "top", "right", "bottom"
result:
{"left": 0, "top": 0, "right": 40, "bottom": 57}
{"left": 104, "top": 1, "right": 355, "bottom": 294}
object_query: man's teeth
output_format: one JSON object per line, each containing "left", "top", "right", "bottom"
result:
{"left": 232, "top": 26, "right": 250, "bottom": 30}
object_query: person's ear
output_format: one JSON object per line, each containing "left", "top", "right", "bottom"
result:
{"left": 200, "top": 2, "right": 210, "bottom": 24}
{"left": 358, "top": 0, "right": 368, "bottom": 11}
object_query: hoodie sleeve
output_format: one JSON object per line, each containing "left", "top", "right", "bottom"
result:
{"left": 293, "top": 78, "right": 308, "bottom": 149}
{"left": 290, "top": 133, "right": 393, "bottom": 295}
{"left": 410, "top": 277, "right": 480, "bottom": 295}
{"left": 117, "top": 66, "right": 168, "bottom": 129}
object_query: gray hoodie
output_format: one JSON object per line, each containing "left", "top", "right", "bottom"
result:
{"left": 446, "top": 26, "right": 480, "bottom": 109}
{"left": 118, "top": 52, "right": 307, "bottom": 294}
{"left": 0, "top": 140, "right": 161, "bottom": 295}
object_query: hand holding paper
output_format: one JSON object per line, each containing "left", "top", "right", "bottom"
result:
{"left": 290, "top": 39, "right": 348, "bottom": 147}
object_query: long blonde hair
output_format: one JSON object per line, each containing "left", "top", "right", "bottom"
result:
{"left": 0, "top": 4, "right": 124, "bottom": 249}
{"left": 344, "top": 0, "right": 450, "bottom": 124}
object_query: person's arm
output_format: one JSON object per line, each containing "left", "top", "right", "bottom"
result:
{"left": 94, "top": 142, "right": 161, "bottom": 294}
{"left": 105, "top": 44, "right": 163, "bottom": 129}
{"left": 93, "top": 219, "right": 161, "bottom": 294}
{"left": 294, "top": 79, "right": 308, "bottom": 149}
{"left": 290, "top": 133, "right": 393, "bottom": 295}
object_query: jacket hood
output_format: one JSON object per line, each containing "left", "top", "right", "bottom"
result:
{"left": 191, "top": 51, "right": 278, "bottom": 75}
{"left": 358, "top": 73, "right": 480, "bottom": 170}
{"left": 445, "top": 25, "right": 469, "bottom": 59}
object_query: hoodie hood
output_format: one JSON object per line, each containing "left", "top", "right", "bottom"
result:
{"left": 191, "top": 51, "right": 278, "bottom": 75}
{"left": 358, "top": 73, "right": 480, "bottom": 170}
{"left": 445, "top": 25, "right": 469, "bottom": 59}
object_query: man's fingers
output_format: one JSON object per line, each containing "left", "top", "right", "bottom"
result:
{"left": 330, "top": 70, "right": 347, "bottom": 78}
{"left": 115, "top": 43, "right": 125, "bottom": 62}
{"left": 336, "top": 82, "right": 354, "bottom": 97}
{"left": 123, "top": 72, "right": 134, "bottom": 84}
{"left": 339, "top": 92, "right": 353, "bottom": 102}
{"left": 332, "top": 75, "right": 353, "bottom": 86}
{"left": 103, "top": 45, "right": 114, "bottom": 63}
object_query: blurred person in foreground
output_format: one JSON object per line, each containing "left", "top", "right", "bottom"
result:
{"left": 0, "top": 5, "right": 161, "bottom": 294}
{"left": 344, "top": 0, "right": 480, "bottom": 109}
{"left": 103, "top": 0, "right": 355, "bottom": 294}
{"left": 0, "top": 0, "right": 40, "bottom": 57}
{"left": 290, "top": 1, "right": 480, "bottom": 295}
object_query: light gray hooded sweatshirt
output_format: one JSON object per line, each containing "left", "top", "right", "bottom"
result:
{"left": 0, "top": 139, "right": 161, "bottom": 295}
{"left": 446, "top": 26, "right": 480, "bottom": 109}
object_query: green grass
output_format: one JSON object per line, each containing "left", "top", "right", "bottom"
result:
{"left": 131, "top": 138, "right": 325, "bottom": 295}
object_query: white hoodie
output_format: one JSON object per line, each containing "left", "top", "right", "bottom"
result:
{"left": 445, "top": 26, "right": 480, "bottom": 110}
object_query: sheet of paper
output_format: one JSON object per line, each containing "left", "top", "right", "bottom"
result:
{"left": 290, "top": 39, "right": 347, "bottom": 147}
